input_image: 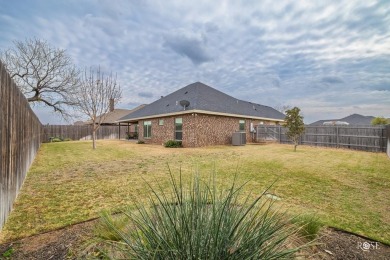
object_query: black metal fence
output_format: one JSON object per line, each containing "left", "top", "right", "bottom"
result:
{"left": 257, "top": 125, "right": 388, "bottom": 152}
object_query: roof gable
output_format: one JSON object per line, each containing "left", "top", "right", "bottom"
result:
{"left": 310, "top": 113, "right": 376, "bottom": 126}
{"left": 86, "top": 105, "right": 146, "bottom": 124}
{"left": 119, "top": 82, "right": 285, "bottom": 121}
{"left": 340, "top": 114, "right": 374, "bottom": 125}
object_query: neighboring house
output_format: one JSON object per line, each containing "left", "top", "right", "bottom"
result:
{"left": 322, "top": 121, "right": 349, "bottom": 126}
{"left": 79, "top": 101, "right": 145, "bottom": 136}
{"left": 83, "top": 100, "right": 145, "bottom": 125}
{"left": 117, "top": 82, "right": 285, "bottom": 147}
{"left": 310, "top": 114, "right": 375, "bottom": 126}
{"left": 93, "top": 107, "right": 145, "bottom": 125}
{"left": 73, "top": 120, "right": 86, "bottom": 126}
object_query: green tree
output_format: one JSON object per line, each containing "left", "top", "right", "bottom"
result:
{"left": 284, "top": 107, "right": 305, "bottom": 152}
{"left": 371, "top": 117, "right": 389, "bottom": 125}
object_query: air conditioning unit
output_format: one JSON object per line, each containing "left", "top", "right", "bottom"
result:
{"left": 232, "top": 132, "right": 246, "bottom": 146}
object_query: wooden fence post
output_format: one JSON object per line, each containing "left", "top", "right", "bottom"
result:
{"left": 386, "top": 125, "right": 390, "bottom": 158}
{"left": 278, "top": 125, "right": 281, "bottom": 143}
{"left": 380, "top": 127, "right": 383, "bottom": 152}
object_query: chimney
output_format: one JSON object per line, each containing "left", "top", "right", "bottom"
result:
{"left": 109, "top": 98, "right": 115, "bottom": 112}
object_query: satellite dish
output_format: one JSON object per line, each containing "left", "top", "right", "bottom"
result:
{"left": 179, "top": 100, "right": 190, "bottom": 110}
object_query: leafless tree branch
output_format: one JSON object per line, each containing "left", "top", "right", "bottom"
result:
{"left": 0, "top": 38, "right": 80, "bottom": 119}
{"left": 274, "top": 104, "right": 291, "bottom": 114}
{"left": 71, "top": 66, "right": 122, "bottom": 149}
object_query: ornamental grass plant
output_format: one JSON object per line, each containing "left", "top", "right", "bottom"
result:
{"left": 91, "top": 168, "right": 308, "bottom": 259}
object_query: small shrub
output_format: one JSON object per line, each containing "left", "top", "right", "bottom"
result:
{"left": 371, "top": 116, "right": 389, "bottom": 125}
{"left": 292, "top": 214, "right": 323, "bottom": 240}
{"left": 164, "top": 140, "right": 182, "bottom": 148}
{"left": 137, "top": 140, "right": 145, "bottom": 144}
{"left": 94, "top": 212, "right": 130, "bottom": 241}
{"left": 49, "top": 136, "right": 71, "bottom": 142}
{"left": 2, "top": 247, "right": 14, "bottom": 259}
{"left": 51, "top": 137, "right": 63, "bottom": 142}
{"left": 92, "top": 169, "right": 308, "bottom": 259}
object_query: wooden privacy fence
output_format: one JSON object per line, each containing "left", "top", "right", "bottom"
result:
{"left": 0, "top": 61, "right": 43, "bottom": 230}
{"left": 387, "top": 125, "right": 390, "bottom": 158}
{"left": 257, "top": 125, "right": 388, "bottom": 152}
{"left": 43, "top": 125, "right": 131, "bottom": 142}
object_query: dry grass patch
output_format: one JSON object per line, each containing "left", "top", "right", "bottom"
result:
{"left": 0, "top": 140, "right": 389, "bottom": 244}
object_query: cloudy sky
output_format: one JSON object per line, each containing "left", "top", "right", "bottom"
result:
{"left": 1, "top": 0, "right": 389, "bottom": 124}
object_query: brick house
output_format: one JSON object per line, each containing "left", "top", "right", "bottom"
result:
{"left": 118, "top": 82, "right": 285, "bottom": 147}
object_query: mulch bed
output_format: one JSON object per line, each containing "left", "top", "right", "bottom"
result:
{"left": 1, "top": 220, "right": 389, "bottom": 259}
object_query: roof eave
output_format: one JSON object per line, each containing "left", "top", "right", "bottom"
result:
{"left": 116, "top": 109, "right": 285, "bottom": 123}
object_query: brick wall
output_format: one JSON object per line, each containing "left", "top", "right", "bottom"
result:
{"left": 138, "top": 117, "right": 176, "bottom": 145}
{"left": 186, "top": 114, "right": 240, "bottom": 147}
{"left": 137, "top": 113, "right": 280, "bottom": 147}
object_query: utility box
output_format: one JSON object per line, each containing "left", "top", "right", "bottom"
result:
{"left": 232, "top": 132, "right": 246, "bottom": 146}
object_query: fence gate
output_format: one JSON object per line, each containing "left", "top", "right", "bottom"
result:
{"left": 256, "top": 125, "right": 281, "bottom": 141}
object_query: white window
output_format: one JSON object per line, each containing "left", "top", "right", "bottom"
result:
{"left": 239, "top": 120, "right": 245, "bottom": 131}
{"left": 175, "top": 118, "right": 182, "bottom": 140}
{"left": 143, "top": 121, "right": 152, "bottom": 138}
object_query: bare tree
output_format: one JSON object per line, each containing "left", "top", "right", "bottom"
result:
{"left": 72, "top": 66, "right": 122, "bottom": 149}
{"left": 0, "top": 38, "right": 79, "bottom": 117}
{"left": 274, "top": 104, "right": 291, "bottom": 114}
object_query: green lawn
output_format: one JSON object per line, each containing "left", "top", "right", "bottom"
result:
{"left": 1, "top": 140, "right": 389, "bottom": 244}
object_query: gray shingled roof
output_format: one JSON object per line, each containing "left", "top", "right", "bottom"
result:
{"left": 118, "top": 82, "right": 285, "bottom": 122}
{"left": 310, "top": 114, "right": 375, "bottom": 126}
{"left": 84, "top": 105, "right": 146, "bottom": 125}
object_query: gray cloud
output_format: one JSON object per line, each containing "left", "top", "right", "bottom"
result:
{"left": 126, "top": 101, "right": 144, "bottom": 108}
{"left": 321, "top": 76, "right": 344, "bottom": 84}
{"left": 204, "top": 22, "right": 219, "bottom": 33}
{"left": 163, "top": 31, "right": 213, "bottom": 65}
{"left": 0, "top": 0, "right": 389, "bottom": 124}
{"left": 138, "top": 91, "right": 154, "bottom": 98}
